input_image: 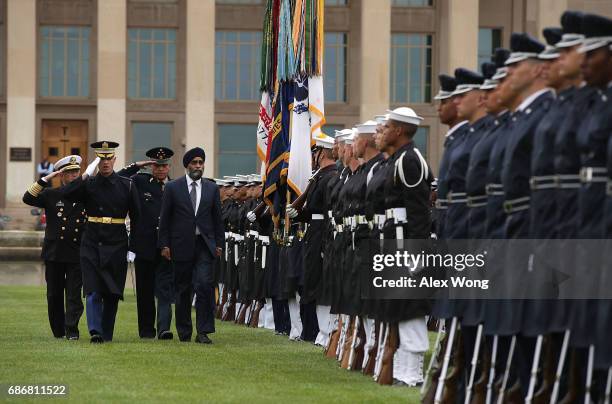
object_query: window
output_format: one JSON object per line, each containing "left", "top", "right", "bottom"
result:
{"left": 390, "top": 33, "right": 432, "bottom": 104}
{"left": 215, "top": 31, "right": 262, "bottom": 101}
{"left": 218, "top": 124, "right": 258, "bottom": 177}
{"left": 128, "top": 28, "right": 177, "bottom": 99}
{"left": 478, "top": 28, "right": 502, "bottom": 68}
{"left": 392, "top": 0, "right": 432, "bottom": 6}
{"left": 131, "top": 122, "right": 173, "bottom": 162}
{"left": 414, "top": 127, "right": 428, "bottom": 159}
{"left": 324, "top": 32, "right": 347, "bottom": 103}
{"left": 39, "top": 26, "right": 90, "bottom": 97}
{"left": 325, "top": 0, "right": 347, "bottom": 5}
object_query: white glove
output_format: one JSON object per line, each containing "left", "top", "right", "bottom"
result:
{"left": 85, "top": 157, "right": 100, "bottom": 177}
{"left": 286, "top": 205, "right": 298, "bottom": 219}
{"left": 247, "top": 211, "right": 257, "bottom": 223}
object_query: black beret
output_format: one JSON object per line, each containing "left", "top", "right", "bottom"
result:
{"left": 581, "top": 13, "right": 612, "bottom": 39}
{"left": 543, "top": 27, "right": 563, "bottom": 46}
{"left": 454, "top": 68, "right": 484, "bottom": 85}
{"left": 561, "top": 10, "right": 584, "bottom": 35}
{"left": 438, "top": 74, "right": 457, "bottom": 92}
{"left": 481, "top": 62, "right": 497, "bottom": 79}
{"left": 510, "top": 32, "right": 545, "bottom": 54}
{"left": 183, "top": 147, "right": 206, "bottom": 168}
{"left": 492, "top": 48, "right": 511, "bottom": 68}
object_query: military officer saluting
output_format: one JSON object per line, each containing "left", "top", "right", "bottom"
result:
{"left": 118, "top": 147, "right": 175, "bottom": 340}
{"left": 60, "top": 141, "right": 139, "bottom": 343}
{"left": 23, "top": 155, "right": 87, "bottom": 340}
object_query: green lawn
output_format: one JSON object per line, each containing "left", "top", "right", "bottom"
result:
{"left": 0, "top": 286, "right": 429, "bottom": 403}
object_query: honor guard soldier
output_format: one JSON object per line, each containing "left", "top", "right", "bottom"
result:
{"left": 566, "top": 13, "right": 612, "bottom": 403}
{"left": 380, "top": 107, "right": 433, "bottom": 387}
{"left": 118, "top": 147, "right": 175, "bottom": 340}
{"left": 433, "top": 74, "right": 469, "bottom": 240}
{"left": 446, "top": 67, "right": 492, "bottom": 239}
{"left": 546, "top": 11, "right": 595, "bottom": 404}
{"left": 430, "top": 73, "right": 469, "bottom": 326}
{"left": 346, "top": 121, "right": 386, "bottom": 371}
{"left": 466, "top": 49, "right": 511, "bottom": 240}
{"left": 60, "top": 141, "right": 140, "bottom": 343}
{"left": 498, "top": 32, "right": 555, "bottom": 398}
{"left": 23, "top": 155, "right": 86, "bottom": 340}
{"left": 287, "top": 134, "right": 338, "bottom": 346}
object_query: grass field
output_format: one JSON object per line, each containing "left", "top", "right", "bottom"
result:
{"left": 0, "top": 286, "right": 430, "bottom": 403}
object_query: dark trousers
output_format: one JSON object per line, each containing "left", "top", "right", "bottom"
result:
{"left": 135, "top": 258, "right": 156, "bottom": 338}
{"left": 173, "top": 237, "right": 216, "bottom": 341}
{"left": 86, "top": 292, "right": 119, "bottom": 341}
{"left": 272, "top": 298, "right": 290, "bottom": 334}
{"left": 300, "top": 300, "right": 319, "bottom": 342}
{"left": 134, "top": 256, "right": 174, "bottom": 337}
{"left": 155, "top": 258, "right": 174, "bottom": 335}
{"left": 44, "top": 261, "right": 83, "bottom": 338}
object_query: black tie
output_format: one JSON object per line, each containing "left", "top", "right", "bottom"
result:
{"left": 190, "top": 182, "right": 197, "bottom": 212}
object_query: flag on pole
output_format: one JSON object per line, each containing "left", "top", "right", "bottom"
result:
{"left": 287, "top": 75, "right": 312, "bottom": 200}
{"left": 257, "top": 91, "right": 273, "bottom": 176}
{"left": 308, "top": 75, "right": 326, "bottom": 140}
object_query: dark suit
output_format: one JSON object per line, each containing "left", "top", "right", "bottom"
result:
{"left": 158, "top": 175, "right": 224, "bottom": 340}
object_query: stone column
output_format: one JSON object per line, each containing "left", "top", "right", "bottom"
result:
{"left": 526, "top": 0, "right": 568, "bottom": 40}
{"left": 185, "top": 0, "right": 215, "bottom": 178}
{"left": 6, "top": 0, "right": 36, "bottom": 205}
{"left": 97, "top": 0, "right": 127, "bottom": 166}
{"left": 358, "top": 0, "right": 391, "bottom": 121}
{"left": 438, "top": 0, "right": 479, "bottom": 73}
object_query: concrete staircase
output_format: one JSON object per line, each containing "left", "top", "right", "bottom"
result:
{"left": 0, "top": 230, "right": 43, "bottom": 260}
{"left": 1, "top": 206, "right": 40, "bottom": 231}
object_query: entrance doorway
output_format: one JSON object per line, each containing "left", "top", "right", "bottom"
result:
{"left": 41, "top": 120, "right": 88, "bottom": 187}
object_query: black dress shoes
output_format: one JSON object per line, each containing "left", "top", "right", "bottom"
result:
{"left": 158, "top": 331, "right": 174, "bottom": 340}
{"left": 195, "top": 334, "right": 212, "bottom": 344}
{"left": 90, "top": 334, "right": 104, "bottom": 344}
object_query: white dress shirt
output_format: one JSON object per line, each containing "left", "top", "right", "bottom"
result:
{"left": 186, "top": 174, "right": 203, "bottom": 235}
{"left": 186, "top": 174, "right": 202, "bottom": 215}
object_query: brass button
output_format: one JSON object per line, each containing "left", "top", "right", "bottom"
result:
{"left": 73, "top": 238, "right": 77, "bottom": 242}
{"left": 63, "top": 218, "right": 67, "bottom": 221}
{"left": 60, "top": 236, "right": 64, "bottom": 240}
{"left": 98, "top": 242, "right": 102, "bottom": 246}
{"left": 75, "top": 229, "right": 78, "bottom": 233}
{"left": 62, "top": 227, "right": 65, "bottom": 230}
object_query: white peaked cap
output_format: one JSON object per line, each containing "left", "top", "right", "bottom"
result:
{"left": 54, "top": 155, "right": 82, "bottom": 171}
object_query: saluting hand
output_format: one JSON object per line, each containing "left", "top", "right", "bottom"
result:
{"left": 42, "top": 170, "right": 62, "bottom": 182}
{"left": 161, "top": 247, "right": 171, "bottom": 261}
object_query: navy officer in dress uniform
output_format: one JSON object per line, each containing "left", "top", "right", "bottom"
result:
{"left": 23, "top": 155, "right": 86, "bottom": 340}
{"left": 118, "top": 147, "right": 175, "bottom": 340}
{"left": 60, "top": 141, "right": 140, "bottom": 343}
